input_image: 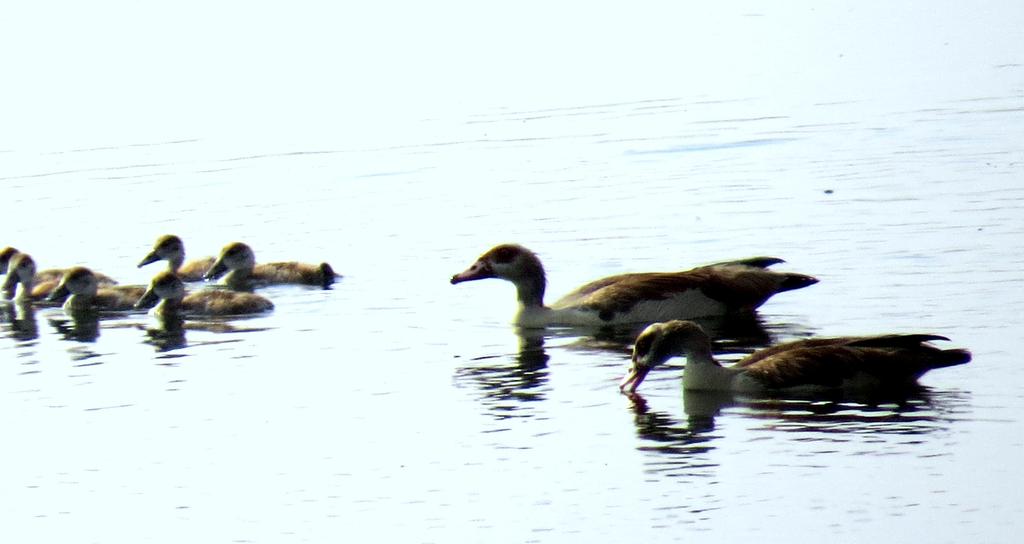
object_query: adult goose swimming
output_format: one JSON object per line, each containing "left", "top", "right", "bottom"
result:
{"left": 138, "top": 234, "right": 215, "bottom": 282}
{"left": 619, "top": 320, "right": 972, "bottom": 394}
{"left": 203, "top": 242, "right": 340, "bottom": 290}
{"left": 136, "top": 270, "right": 274, "bottom": 317}
{"left": 450, "top": 244, "right": 818, "bottom": 327}
{"left": 46, "top": 267, "right": 146, "bottom": 312}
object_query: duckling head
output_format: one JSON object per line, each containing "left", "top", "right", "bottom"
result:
{"left": 204, "top": 242, "right": 256, "bottom": 280}
{"left": 2, "top": 252, "right": 36, "bottom": 299}
{"left": 139, "top": 234, "right": 185, "bottom": 269}
{"left": 46, "top": 266, "right": 99, "bottom": 303}
{"left": 135, "top": 270, "right": 186, "bottom": 309}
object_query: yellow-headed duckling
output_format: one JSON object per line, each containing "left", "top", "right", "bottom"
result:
{"left": 46, "top": 266, "right": 145, "bottom": 312}
{"left": 137, "top": 234, "right": 215, "bottom": 282}
{"left": 203, "top": 241, "right": 339, "bottom": 290}
{"left": 1, "top": 253, "right": 59, "bottom": 302}
{"left": 136, "top": 270, "right": 273, "bottom": 317}
{"left": 451, "top": 244, "right": 817, "bottom": 327}
{"left": 619, "top": 320, "right": 972, "bottom": 394}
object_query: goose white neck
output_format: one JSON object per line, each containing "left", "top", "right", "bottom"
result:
{"left": 681, "top": 346, "right": 738, "bottom": 391}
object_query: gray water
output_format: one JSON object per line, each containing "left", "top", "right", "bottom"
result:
{"left": 2, "top": 3, "right": 1023, "bottom": 543}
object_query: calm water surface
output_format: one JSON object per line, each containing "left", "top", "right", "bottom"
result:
{"left": 2, "top": 3, "right": 1023, "bottom": 543}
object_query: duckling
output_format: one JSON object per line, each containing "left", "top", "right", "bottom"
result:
{"left": 203, "top": 241, "right": 339, "bottom": 290}
{"left": 46, "top": 266, "right": 146, "bottom": 312}
{"left": 137, "top": 234, "right": 215, "bottom": 282}
{"left": 1, "top": 246, "right": 118, "bottom": 286}
{"left": 619, "top": 320, "right": 972, "bottom": 394}
{"left": 1, "top": 253, "right": 59, "bottom": 302}
{"left": 451, "top": 244, "right": 818, "bottom": 327}
{"left": 136, "top": 270, "right": 273, "bottom": 317}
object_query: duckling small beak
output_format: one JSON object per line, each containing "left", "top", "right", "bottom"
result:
{"left": 135, "top": 288, "right": 160, "bottom": 310}
{"left": 619, "top": 363, "right": 652, "bottom": 393}
{"left": 46, "top": 283, "right": 70, "bottom": 303}
{"left": 137, "top": 251, "right": 160, "bottom": 268}
{"left": 450, "top": 260, "right": 493, "bottom": 285}
{"left": 204, "top": 259, "right": 228, "bottom": 280}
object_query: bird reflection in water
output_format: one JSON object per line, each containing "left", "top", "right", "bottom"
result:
{"left": 624, "top": 381, "right": 964, "bottom": 476}
{"left": 624, "top": 391, "right": 725, "bottom": 478}
{"left": 734, "top": 387, "right": 965, "bottom": 436}
{"left": 453, "top": 327, "right": 551, "bottom": 420}
{"left": 1, "top": 301, "right": 39, "bottom": 341}
{"left": 139, "top": 313, "right": 273, "bottom": 354}
{"left": 48, "top": 309, "right": 102, "bottom": 343}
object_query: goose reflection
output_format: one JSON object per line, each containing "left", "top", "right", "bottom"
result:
{"left": 624, "top": 392, "right": 722, "bottom": 478}
{"left": 733, "top": 388, "right": 962, "bottom": 436}
{"left": 628, "top": 385, "right": 957, "bottom": 454}
{"left": 453, "top": 327, "right": 551, "bottom": 420}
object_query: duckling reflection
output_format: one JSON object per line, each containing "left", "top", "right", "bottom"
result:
{"left": 136, "top": 270, "right": 273, "bottom": 317}
{"left": 48, "top": 312, "right": 101, "bottom": 343}
{"left": 453, "top": 327, "right": 551, "bottom": 420}
{"left": 139, "top": 312, "right": 275, "bottom": 353}
{"left": 142, "top": 313, "right": 188, "bottom": 352}
{"left": 137, "top": 234, "right": 215, "bottom": 282}
{"left": 0, "top": 300, "right": 39, "bottom": 341}
{"left": 46, "top": 267, "right": 145, "bottom": 313}
{"left": 204, "top": 241, "right": 340, "bottom": 290}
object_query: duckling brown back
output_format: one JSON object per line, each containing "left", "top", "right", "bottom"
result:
{"left": 253, "top": 261, "right": 338, "bottom": 288}
{"left": 181, "top": 289, "right": 274, "bottom": 315}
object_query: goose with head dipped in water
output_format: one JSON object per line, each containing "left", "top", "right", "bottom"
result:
{"left": 203, "top": 242, "right": 339, "bottom": 290}
{"left": 46, "top": 267, "right": 146, "bottom": 312}
{"left": 138, "top": 234, "right": 215, "bottom": 282}
{"left": 619, "top": 320, "right": 972, "bottom": 394}
{"left": 136, "top": 270, "right": 273, "bottom": 317}
{"left": 450, "top": 244, "right": 818, "bottom": 327}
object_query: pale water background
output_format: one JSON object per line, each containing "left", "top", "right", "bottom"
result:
{"left": 2, "top": 2, "right": 1023, "bottom": 543}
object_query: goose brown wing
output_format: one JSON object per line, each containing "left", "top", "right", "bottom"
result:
{"left": 740, "top": 345, "right": 893, "bottom": 388}
{"left": 552, "top": 272, "right": 704, "bottom": 314}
